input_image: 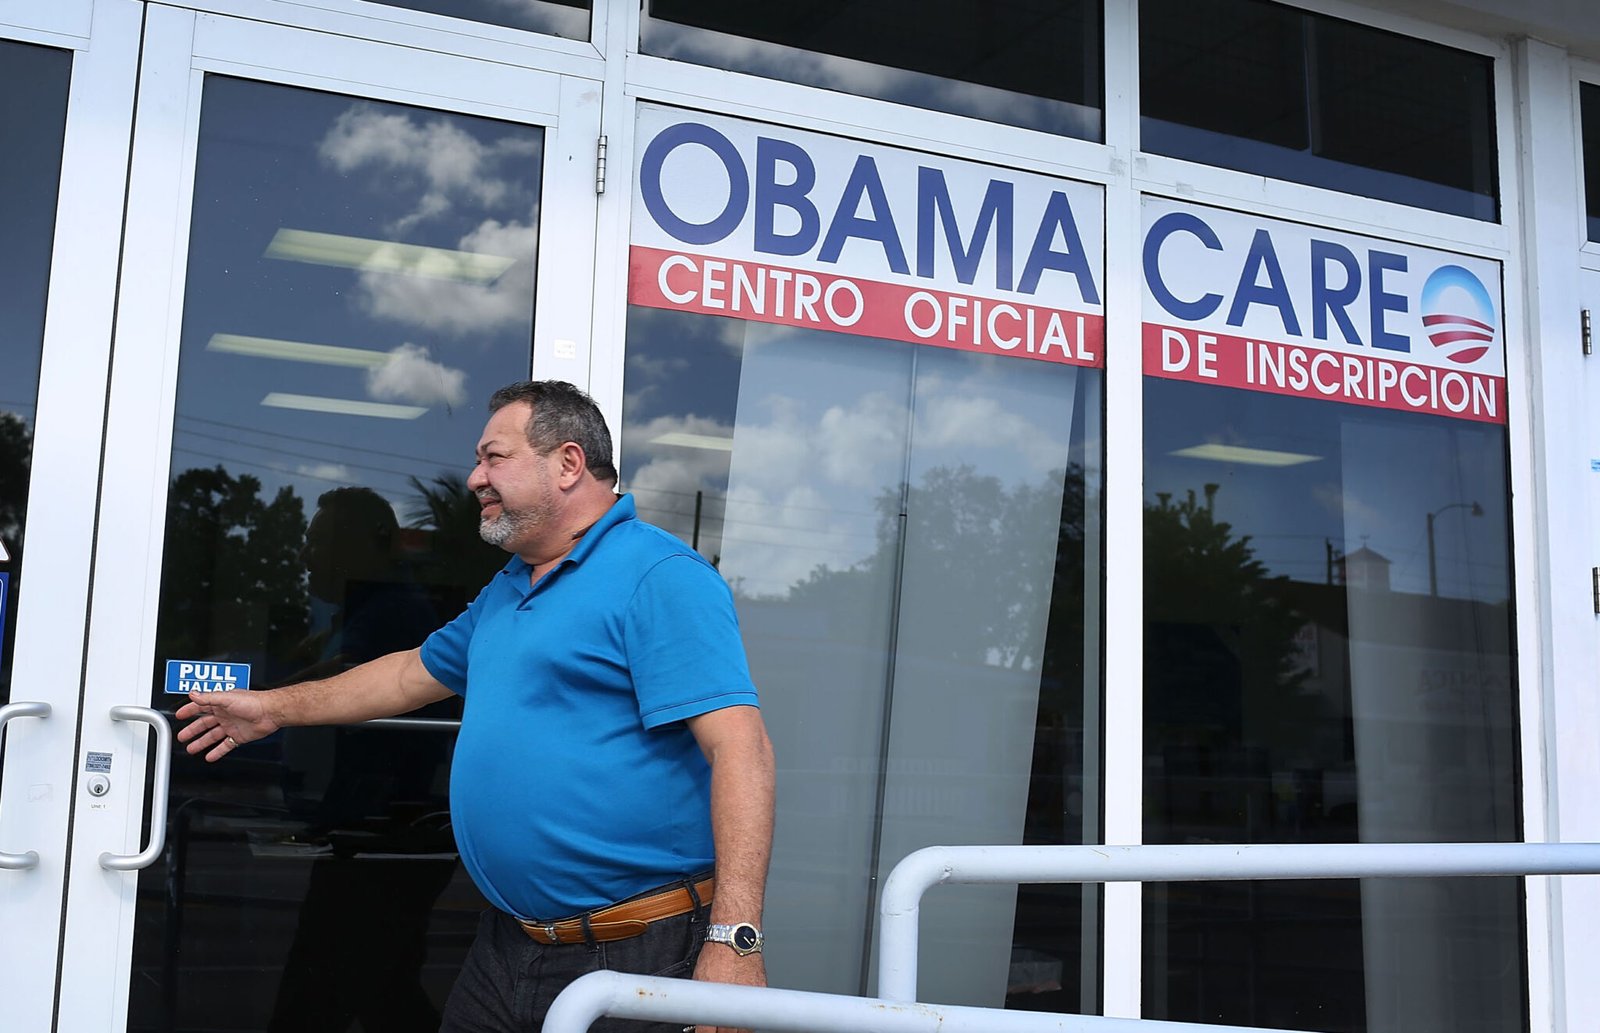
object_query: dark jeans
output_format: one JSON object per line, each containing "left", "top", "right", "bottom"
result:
{"left": 440, "top": 906, "right": 706, "bottom": 1033}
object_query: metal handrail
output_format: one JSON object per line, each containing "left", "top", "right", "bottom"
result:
{"left": 542, "top": 840, "right": 1600, "bottom": 1033}
{"left": 877, "top": 841, "right": 1600, "bottom": 1002}
{"left": 542, "top": 970, "right": 1321, "bottom": 1033}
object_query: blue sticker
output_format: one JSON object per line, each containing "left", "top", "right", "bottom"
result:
{"left": 164, "top": 660, "right": 251, "bottom": 695}
{"left": 1592, "top": 459, "right": 1600, "bottom": 472}
{"left": 0, "top": 572, "right": 9, "bottom": 657}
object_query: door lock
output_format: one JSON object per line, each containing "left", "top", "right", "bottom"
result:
{"left": 86, "top": 774, "right": 110, "bottom": 797}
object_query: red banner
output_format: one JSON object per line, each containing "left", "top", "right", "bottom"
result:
{"left": 1143, "top": 323, "right": 1505, "bottom": 424}
{"left": 630, "top": 245, "right": 1104, "bottom": 368}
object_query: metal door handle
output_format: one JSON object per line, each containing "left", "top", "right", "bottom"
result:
{"left": 99, "top": 705, "right": 172, "bottom": 872}
{"left": 0, "top": 701, "right": 51, "bottom": 870}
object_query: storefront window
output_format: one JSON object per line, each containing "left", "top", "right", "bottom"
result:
{"left": 640, "top": 0, "right": 1103, "bottom": 141}
{"left": 0, "top": 41, "right": 72, "bottom": 707}
{"left": 368, "top": 0, "right": 591, "bottom": 40}
{"left": 1582, "top": 82, "right": 1600, "bottom": 243}
{"left": 1141, "top": 198, "right": 1522, "bottom": 1032}
{"left": 1141, "top": 0, "right": 1497, "bottom": 221}
{"left": 621, "top": 107, "right": 1106, "bottom": 1010}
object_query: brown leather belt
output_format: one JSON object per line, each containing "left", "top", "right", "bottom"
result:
{"left": 518, "top": 875, "right": 714, "bottom": 945}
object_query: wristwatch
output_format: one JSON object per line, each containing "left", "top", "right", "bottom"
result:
{"left": 704, "top": 922, "right": 763, "bottom": 956}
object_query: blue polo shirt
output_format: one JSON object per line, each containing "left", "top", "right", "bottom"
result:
{"left": 419, "top": 493, "right": 758, "bottom": 920}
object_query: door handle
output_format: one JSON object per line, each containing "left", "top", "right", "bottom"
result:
{"left": 0, "top": 701, "right": 51, "bottom": 870}
{"left": 98, "top": 705, "right": 172, "bottom": 872}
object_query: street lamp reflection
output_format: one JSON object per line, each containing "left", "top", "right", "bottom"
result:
{"left": 1426, "top": 500, "right": 1483, "bottom": 597}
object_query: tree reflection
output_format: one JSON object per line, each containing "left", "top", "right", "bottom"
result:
{"left": 0, "top": 412, "right": 29, "bottom": 558}
{"left": 406, "top": 472, "right": 508, "bottom": 591}
{"left": 0, "top": 412, "right": 30, "bottom": 697}
{"left": 153, "top": 468, "right": 512, "bottom": 682}
{"left": 1144, "top": 485, "right": 1331, "bottom": 844}
{"left": 782, "top": 462, "right": 1087, "bottom": 674}
{"left": 156, "top": 466, "right": 309, "bottom": 670}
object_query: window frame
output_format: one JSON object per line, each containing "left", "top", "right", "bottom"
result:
{"left": 590, "top": 1, "right": 1550, "bottom": 1024}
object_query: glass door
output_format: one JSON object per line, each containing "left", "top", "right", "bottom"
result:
{"left": 0, "top": 3, "right": 141, "bottom": 1030}
{"left": 50, "top": 8, "right": 601, "bottom": 1030}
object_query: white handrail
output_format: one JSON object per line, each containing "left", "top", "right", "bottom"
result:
{"left": 543, "top": 841, "right": 1600, "bottom": 1033}
{"left": 876, "top": 841, "right": 1600, "bottom": 1002}
{"left": 542, "top": 969, "right": 1321, "bottom": 1033}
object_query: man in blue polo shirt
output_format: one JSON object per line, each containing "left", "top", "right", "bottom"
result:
{"left": 176, "top": 380, "right": 775, "bottom": 1033}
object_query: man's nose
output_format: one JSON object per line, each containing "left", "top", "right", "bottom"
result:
{"left": 466, "top": 461, "right": 487, "bottom": 490}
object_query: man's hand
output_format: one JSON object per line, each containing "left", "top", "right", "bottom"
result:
{"left": 175, "top": 690, "right": 280, "bottom": 761}
{"left": 691, "top": 944, "right": 766, "bottom": 1033}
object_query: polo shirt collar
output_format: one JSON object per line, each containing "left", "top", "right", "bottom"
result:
{"left": 563, "top": 492, "right": 635, "bottom": 567}
{"left": 496, "top": 492, "right": 637, "bottom": 582}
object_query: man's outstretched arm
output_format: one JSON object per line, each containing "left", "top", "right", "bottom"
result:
{"left": 175, "top": 646, "right": 452, "bottom": 761}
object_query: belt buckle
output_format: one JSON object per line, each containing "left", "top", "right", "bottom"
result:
{"left": 544, "top": 923, "right": 560, "bottom": 943}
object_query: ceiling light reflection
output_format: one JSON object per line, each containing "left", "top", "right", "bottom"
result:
{"left": 261, "top": 392, "right": 427, "bottom": 420}
{"left": 649, "top": 431, "right": 735, "bottom": 452}
{"left": 265, "top": 228, "right": 517, "bottom": 284}
{"left": 1170, "top": 443, "right": 1321, "bottom": 467}
{"left": 208, "top": 333, "right": 387, "bottom": 368}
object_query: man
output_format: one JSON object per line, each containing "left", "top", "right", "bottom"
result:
{"left": 177, "top": 380, "right": 774, "bottom": 1033}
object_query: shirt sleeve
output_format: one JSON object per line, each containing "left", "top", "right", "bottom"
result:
{"left": 419, "top": 580, "right": 490, "bottom": 696}
{"left": 625, "top": 554, "right": 760, "bottom": 728}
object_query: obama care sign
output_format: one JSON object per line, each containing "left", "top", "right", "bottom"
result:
{"left": 1143, "top": 198, "right": 1506, "bottom": 424}
{"left": 630, "top": 105, "right": 1105, "bottom": 369}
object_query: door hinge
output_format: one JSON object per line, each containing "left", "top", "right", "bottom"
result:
{"left": 1584, "top": 308, "right": 1592, "bottom": 356}
{"left": 1593, "top": 567, "right": 1600, "bottom": 614}
{"left": 596, "top": 134, "right": 608, "bottom": 196}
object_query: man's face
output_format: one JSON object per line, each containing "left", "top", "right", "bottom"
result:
{"left": 467, "top": 402, "right": 560, "bottom": 553}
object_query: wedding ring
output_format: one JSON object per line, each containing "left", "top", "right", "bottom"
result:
{"left": 225, "top": 736, "right": 237, "bottom": 746}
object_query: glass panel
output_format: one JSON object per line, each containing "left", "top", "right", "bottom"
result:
{"left": 640, "top": 0, "right": 1103, "bottom": 141}
{"left": 1583, "top": 83, "right": 1600, "bottom": 244}
{"left": 1141, "top": 0, "right": 1498, "bottom": 220}
{"left": 0, "top": 41, "right": 72, "bottom": 708}
{"left": 619, "top": 313, "right": 1103, "bottom": 1010}
{"left": 131, "top": 76, "right": 542, "bottom": 1031}
{"left": 624, "top": 106, "right": 1106, "bottom": 1010}
{"left": 1141, "top": 383, "right": 1523, "bottom": 1033}
{"left": 368, "top": 0, "right": 591, "bottom": 40}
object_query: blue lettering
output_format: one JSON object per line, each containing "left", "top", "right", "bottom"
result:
{"left": 1369, "top": 251, "right": 1409, "bottom": 351}
{"left": 818, "top": 156, "right": 909, "bottom": 274}
{"left": 916, "top": 168, "right": 1014, "bottom": 291}
{"left": 1143, "top": 212, "right": 1223, "bottom": 320}
{"left": 1310, "top": 240, "right": 1363, "bottom": 345}
{"left": 1226, "top": 229, "right": 1301, "bottom": 335}
{"left": 753, "top": 137, "right": 819, "bottom": 257}
{"left": 640, "top": 123, "right": 748, "bottom": 246}
{"left": 1018, "top": 191, "right": 1099, "bottom": 302}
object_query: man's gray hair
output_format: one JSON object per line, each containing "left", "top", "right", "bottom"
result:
{"left": 487, "top": 380, "right": 618, "bottom": 485}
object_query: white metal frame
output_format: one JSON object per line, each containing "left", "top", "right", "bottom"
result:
{"left": 48, "top": 8, "right": 604, "bottom": 1030}
{"left": 1525, "top": 46, "right": 1600, "bottom": 1033}
{"left": 0, "top": 3, "right": 142, "bottom": 1031}
{"left": 155, "top": 0, "right": 607, "bottom": 72}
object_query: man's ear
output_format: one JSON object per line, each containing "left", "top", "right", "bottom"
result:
{"left": 555, "top": 441, "right": 587, "bottom": 488}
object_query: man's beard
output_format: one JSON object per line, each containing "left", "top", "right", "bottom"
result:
{"left": 476, "top": 488, "right": 550, "bottom": 548}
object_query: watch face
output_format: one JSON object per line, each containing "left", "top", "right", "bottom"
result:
{"left": 732, "top": 925, "right": 760, "bottom": 952}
